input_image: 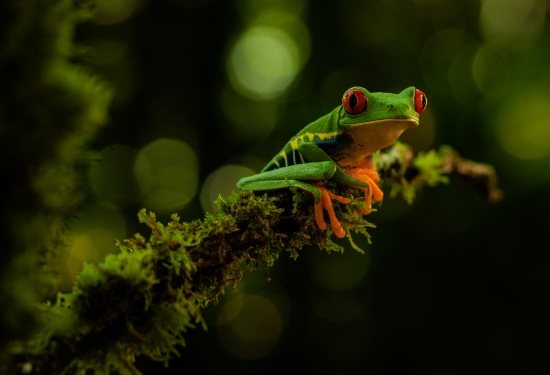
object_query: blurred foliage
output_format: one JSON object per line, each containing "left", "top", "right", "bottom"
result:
{"left": 2, "top": 0, "right": 550, "bottom": 373}
{"left": 0, "top": 0, "right": 112, "bottom": 356}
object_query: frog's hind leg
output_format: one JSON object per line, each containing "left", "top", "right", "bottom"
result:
{"left": 310, "top": 181, "right": 350, "bottom": 238}
{"left": 239, "top": 178, "right": 350, "bottom": 238}
{"left": 292, "top": 180, "right": 350, "bottom": 238}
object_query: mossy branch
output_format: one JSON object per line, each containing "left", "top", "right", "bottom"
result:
{"left": 377, "top": 142, "right": 503, "bottom": 204}
{"left": 0, "top": 0, "right": 504, "bottom": 374}
{"left": 3, "top": 143, "right": 501, "bottom": 375}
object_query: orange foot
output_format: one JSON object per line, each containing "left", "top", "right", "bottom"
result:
{"left": 345, "top": 168, "right": 384, "bottom": 215}
{"left": 311, "top": 182, "right": 350, "bottom": 238}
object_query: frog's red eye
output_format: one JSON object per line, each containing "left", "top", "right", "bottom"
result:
{"left": 414, "top": 89, "right": 428, "bottom": 114}
{"left": 342, "top": 88, "right": 367, "bottom": 115}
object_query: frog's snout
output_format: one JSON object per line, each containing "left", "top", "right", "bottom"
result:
{"left": 386, "top": 100, "right": 415, "bottom": 117}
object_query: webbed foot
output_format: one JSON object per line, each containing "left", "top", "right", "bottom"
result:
{"left": 311, "top": 182, "right": 350, "bottom": 238}
{"left": 345, "top": 168, "right": 383, "bottom": 214}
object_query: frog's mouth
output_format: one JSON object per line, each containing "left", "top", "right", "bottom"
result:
{"left": 336, "top": 118, "right": 419, "bottom": 166}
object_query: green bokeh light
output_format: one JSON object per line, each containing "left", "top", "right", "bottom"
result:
{"left": 200, "top": 164, "right": 254, "bottom": 213}
{"left": 472, "top": 44, "right": 512, "bottom": 98}
{"left": 217, "top": 294, "right": 283, "bottom": 359}
{"left": 228, "top": 26, "right": 300, "bottom": 100}
{"left": 236, "top": 0, "right": 308, "bottom": 22}
{"left": 307, "top": 250, "right": 370, "bottom": 291}
{"left": 59, "top": 201, "right": 126, "bottom": 290}
{"left": 219, "top": 85, "right": 279, "bottom": 141}
{"left": 134, "top": 138, "right": 199, "bottom": 213}
{"left": 420, "top": 28, "right": 473, "bottom": 95}
{"left": 495, "top": 85, "right": 550, "bottom": 160}
{"left": 89, "top": 145, "right": 140, "bottom": 208}
{"left": 480, "top": 0, "right": 546, "bottom": 44}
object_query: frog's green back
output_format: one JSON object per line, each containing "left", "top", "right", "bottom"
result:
{"left": 262, "top": 108, "right": 341, "bottom": 172}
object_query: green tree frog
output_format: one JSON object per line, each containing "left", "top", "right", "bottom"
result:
{"left": 238, "top": 86, "right": 428, "bottom": 238}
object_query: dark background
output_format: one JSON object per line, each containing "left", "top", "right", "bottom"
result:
{"left": 62, "top": 0, "right": 550, "bottom": 373}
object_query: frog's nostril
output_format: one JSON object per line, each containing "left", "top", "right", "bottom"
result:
{"left": 387, "top": 104, "right": 393, "bottom": 109}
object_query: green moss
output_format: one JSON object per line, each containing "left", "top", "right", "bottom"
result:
{"left": 3, "top": 185, "right": 374, "bottom": 374}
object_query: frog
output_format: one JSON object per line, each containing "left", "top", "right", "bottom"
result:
{"left": 237, "top": 86, "right": 428, "bottom": 238}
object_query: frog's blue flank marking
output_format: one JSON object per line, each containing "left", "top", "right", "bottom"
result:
{"left": 315, "top": 133, "right": 354, "bottom": 155}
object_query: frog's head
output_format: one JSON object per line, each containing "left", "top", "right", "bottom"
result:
{"left": 336, "top": 86, "right": 427, "bottom": 161}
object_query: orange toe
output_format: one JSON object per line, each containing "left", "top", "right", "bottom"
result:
{"left": 319, "top": 188, "right": 345, "bottom": 238}
{"left": 346, "top": 167, "right": 384, "bottom": 213}
{"left": 312, "top": 182, "right": 349, "bottom": 238}
{"left": 313, "top": 197, "right": 327, "bottom": 230}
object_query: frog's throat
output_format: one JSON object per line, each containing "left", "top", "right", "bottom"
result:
{"left": 336, "top": 118, "right": 419, "bottom": 166}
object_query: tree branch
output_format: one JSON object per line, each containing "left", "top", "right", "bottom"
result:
{"left": 3, "top": 142, "right": 501, "bottom": 375}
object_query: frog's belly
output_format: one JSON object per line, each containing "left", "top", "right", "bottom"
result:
{"left": 335, "top": 118, "right": 418, "bottom": 166}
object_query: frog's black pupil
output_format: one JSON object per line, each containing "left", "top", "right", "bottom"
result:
{"left": 422, "top": 95, "right": 427, "bottom": 107}
{"left": 349, "top": 93, "right": 357, "bottom": 109}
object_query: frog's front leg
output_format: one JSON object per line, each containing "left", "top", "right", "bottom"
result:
{"left": 299, "top": 143, "right": 383, "bottom": 215}
{"left": 342, "top": 155, "right": 384, "bottom": 214}
{"left": 237, "top": 161, "right": 351, "bottom": 238}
